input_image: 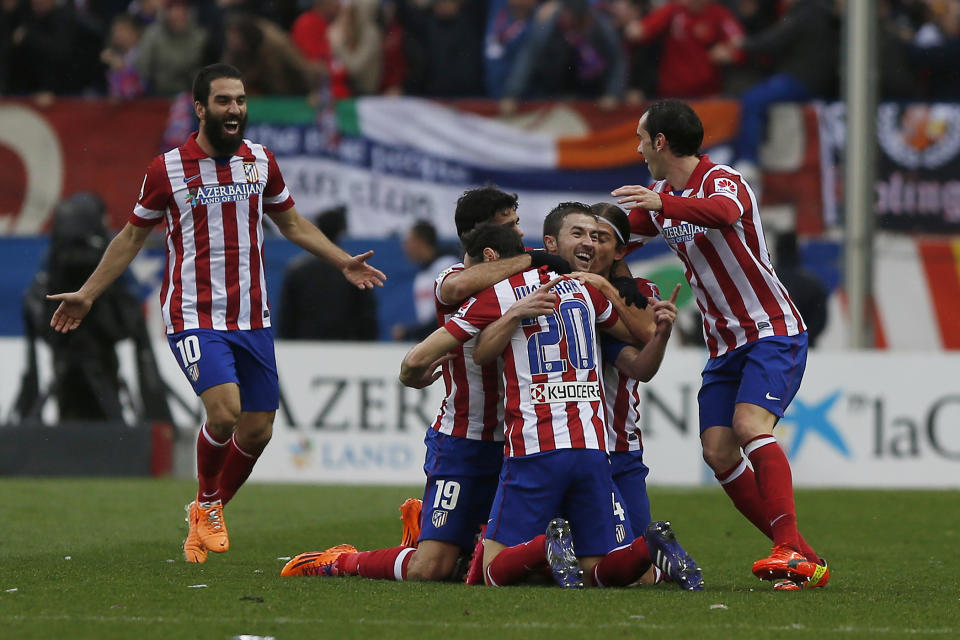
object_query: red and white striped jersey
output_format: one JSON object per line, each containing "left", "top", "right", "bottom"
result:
{"left": 601, "top": 278, "right": 660, "bottom": 453}
{"left": 430, "top": 263, "right": 505, "bottom": 442}
{"left": 444, "top": 268, "right": 618, "bottom": 458}
{"left": 130, "top": 132, "right": 294, "bottom": 334}
{"left": 628, "top": 155, "right": 804, "bottom": 358}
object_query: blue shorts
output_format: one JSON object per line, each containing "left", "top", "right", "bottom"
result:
{"left": 167, "top": 328, "right": 279, "bottom": 412}
{"left": 610, "top": 450, "right": 650, "bottom": 539}
{"left": 486, "top": 449, "right": 624, "bottom": 557}
{"left": 698, "top": 333, "right": 807, "bottom": 432}
{"left": 419, "top": 429, "right": 503, "bottom": 550}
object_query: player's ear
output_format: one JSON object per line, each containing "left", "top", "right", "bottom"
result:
{"left": 194, "top": 100, "right": 205, "bottom": 121}
{"left": 614, "top": 244, "right": 630, "bottom": 261}
{"left": 482, "top": 247, "right": 500, "bottom": 263}
{"left": 543, "top": 235, "right": 558, "bottom": 253}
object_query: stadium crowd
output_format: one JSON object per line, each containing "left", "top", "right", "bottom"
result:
{"left": 1, "top": 0, "right": 958, "bottom": 107}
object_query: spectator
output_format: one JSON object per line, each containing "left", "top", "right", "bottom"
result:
{"left": 291, "top": 0, "right": 349, "bottom": 96}
{"left": 391, "top": 220, "right": 458, "bottom": 341}
{"left": 329, "top": 0, "right": 383, "bottom": 95}
{"left": 607, "top": 0, "right": 658, "bottom": 105}
{"left": 717, "top": 0, "right": 840, "bottom": 185}
{"left": 623, "top": 0, "right": 744, "bottom": 99}
{"left": 6, "top": 0, "right": 93, "bottom": 100}
{"left": 277, "top": 206, "right": 379, "bottom": 341}
{"left": 774, "top": 231, "right": 827, "bottom": 348}
{"left": 137, "top": 0, "right": 207, "bottom": 96}
{"left": 903, "top": 0, "right": 960, "bottom": 99}
{"left": 398, "top": 0, "right": 486, "bottom": 98}
{"left": 101, "top": 12, "right": 144, "bottom": 100}
{"left": 483, "top": 0, "right": 537, "bottom": 99}
{"left": 378, "top": 0, "right": 408, "bottom": 94}
{"left": 222, "top": 13, "right": 312, "bottom": 95}
{"left": 502, "top": 0, "right": 626, "bottom": 108}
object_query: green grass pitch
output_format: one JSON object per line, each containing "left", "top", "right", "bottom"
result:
{"left": 0, "top": 478, "right": 956, "bottom": 640}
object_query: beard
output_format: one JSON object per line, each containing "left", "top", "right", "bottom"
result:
{"left": 203, "top": 109, "right": 248, "bottom": 156}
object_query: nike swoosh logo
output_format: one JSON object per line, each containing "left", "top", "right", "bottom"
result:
{"left": 765, "top": 392, "right": 781, "bottom": 401}
{"left": 184, "top": 174, "right": 202, "bottom": 184}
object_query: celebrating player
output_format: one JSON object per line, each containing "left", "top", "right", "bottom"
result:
{"left": 612, "top": 98, "right": 828, "bottom": 590}
{"left": 281, "top": 189, "right": 570, "bottom": 582}
{"left": 453, "top": 203, "right": 701, "bottom": 590}
{"left": 47, "top": 64, "right": 385, "bottom": 564}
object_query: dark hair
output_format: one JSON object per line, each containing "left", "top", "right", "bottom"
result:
{"left": 643, "top": 99, "right": 703, "bottom": 157}
{"left": 193, "top": 63, "right": 244, "bottom": 106}
{"left": 590, "top": 203, "right": 629, "bottom": 247}
{"left": 454, "top": 187, "right": 519, "bottom": 238}
{"left": 543, "top": 201, "right": 593, "bottom": 239}
{"left": 409, "top": 219, "right": 438, "bottom": 249}
{"left": 462, "top": 223, "right": 525, "bottom": 261}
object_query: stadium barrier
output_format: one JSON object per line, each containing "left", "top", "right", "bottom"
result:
{"left": 0, "top": 338, "right": 957, "bottom": 487}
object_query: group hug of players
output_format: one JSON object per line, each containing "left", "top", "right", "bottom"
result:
{"left": 48, "top": 61, "right": 828, "bottom": 593}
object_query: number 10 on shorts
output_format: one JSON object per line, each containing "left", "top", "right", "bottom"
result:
{"left": 175, "top": 335, "right": 202, "bottom": 367}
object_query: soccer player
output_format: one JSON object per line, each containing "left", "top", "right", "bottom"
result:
{"left": 612, "top": 98, "right": 829, "bottom": 590}
{"left": 581, "top": 203, "right": 679, "bottom": 544}
{"left": 446, "top": 203, "right": 701, "bottom": 590}
{"left": 47, "top": 63, "right": 386, "bottom": 564}
{"left": 282, "top": 189, "right": 569, "bottom": 582}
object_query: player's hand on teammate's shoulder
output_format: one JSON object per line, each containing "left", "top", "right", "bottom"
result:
{"left": 342, "top": 250, "right": 387, "bottom": 289}
{"left": 612, "top": 185, "right": 663, "bottom": 212}
{"left": 46, "top": 290, "right": 93, "bottom": 333}
{"left": 405, "top": 353, "right": 455, "bottom": 389}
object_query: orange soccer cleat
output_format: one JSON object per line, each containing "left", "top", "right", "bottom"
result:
{"left": 752, "top": 543, "right": 814, "bottom": 582}
{"left": 281, "top": 544, "right": 358, "bottom": 577}
{"left": 399, "top": 498, "right": 422, "bottom": 548}
{"left": 195, "top": 499, "right": 229, "bottom": 553}
{"left": 183, "top": 501, "right": 207, "bottom": 563}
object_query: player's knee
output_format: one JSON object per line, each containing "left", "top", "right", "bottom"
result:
{"left": 701, "top": 442, "right": 740, "bottom": 472}
{"left": 206, "top": 408, "right": 241, "bottom": 437}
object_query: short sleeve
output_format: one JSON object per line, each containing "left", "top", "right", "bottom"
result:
{"left": 443, "top": 287, "right": 502, "bottom": 341}
{"left": 263, "top": 148, "right": 295, "bottom": 213}
{"left": 434, "top": 262, "right": 465, "bottom": 309}
{"left": 601, "top": 334, "right": 629, "bottom": 364}
{"left": 583, "top": 282, "right": 618, "bottom": 329}
{"left": 636, "top": 277, "right": 660, "bottom": 300}
{"left": 130, "top": 155, "right": 170, "bottom": 227}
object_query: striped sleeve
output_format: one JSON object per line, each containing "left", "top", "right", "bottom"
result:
{"left": 130, "top": 155, "right": 169, "bottom": 226}
{"left": 263, "top": 148, "right": 294, "bottom": 213}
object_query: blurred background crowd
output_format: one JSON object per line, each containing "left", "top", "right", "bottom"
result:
{"left": 1, "top": 0, "right": 958, "bottom": 108}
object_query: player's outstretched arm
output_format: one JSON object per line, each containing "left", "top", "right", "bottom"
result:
{"left": 47, "top": 222, "right": 151, "bottom": 333}
{"left": 399, "top": 328, "right": 461, "bottom": 388}
{"left": 612, "top": 284, "right": 680, "bottom": 382}
{"left": 473, "top": 276, "right": 561, "bottom": 365}
{"left": 268, "top": 207, "right": 386, "bottom": 289}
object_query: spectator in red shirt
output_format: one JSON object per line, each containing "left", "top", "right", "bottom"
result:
{"left": 623, "top": 0, "right": 744, "bottom": 98}
{"left": 291, "top": 0, "right": 351, "bottom": 98}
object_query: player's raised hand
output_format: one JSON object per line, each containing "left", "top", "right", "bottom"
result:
{"left": 47, "top": 291, "right": 94, "bottom": 333}
{"left": 511, "top": 276, "right": 562, "bottom": 320}
{"left": 611, "top": 185, "right": 663, "bottom": 211}
{"left": 651, "top": 283, "right": 681, "bottom": 333}
{"left": 342, "top": 250, "right": 387, "bottom": 289}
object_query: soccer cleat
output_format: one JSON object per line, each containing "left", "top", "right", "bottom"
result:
{"left": 196, "top": 499, "right": 229, "bottom": 553}
{"left": 399, "top": 498, "right": 422, "bottom": 548}
{"left": 280, "top": 544, "right": 358, "bottom": 577}
{"left": 644, "top": 521, "right": 704, "bottom": 591}
{"left": 183, "top": 502, "right": 207, "bottom": 564}
{"left": 545, "top": 518, "right": 583, "bottom": 589}
{"left": 772, "top": 579, "right": 803, "bottom": 591}
{"left": 751, "top": 543, "right": 812, "bottom": 582}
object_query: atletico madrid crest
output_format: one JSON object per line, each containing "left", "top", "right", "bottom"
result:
{"left": 243, "top": 161, "right": 260, "bottom": 183}
{"left": 187, "top": 364, "right": 200, "bottom": 382}
{"left": 431, "top": 509, "right": 448, "bottom": 529}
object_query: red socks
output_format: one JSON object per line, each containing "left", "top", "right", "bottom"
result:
{"left": 338, "top": 546, "right": 415, "bottom": 581}
{"left": 484, "top": 535, "right": 547, "bottom": 586}
{"left": 744, "top": 435, "right": 801, "bottom": 551}
{"left": 195, "top": 424, "right": 229, "bottom": 502}
{"left": 219, "top": 434, "right": 259, "bottom": 506}
{"left": 590, "top": 537, "right": 651, "bottom": 587}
